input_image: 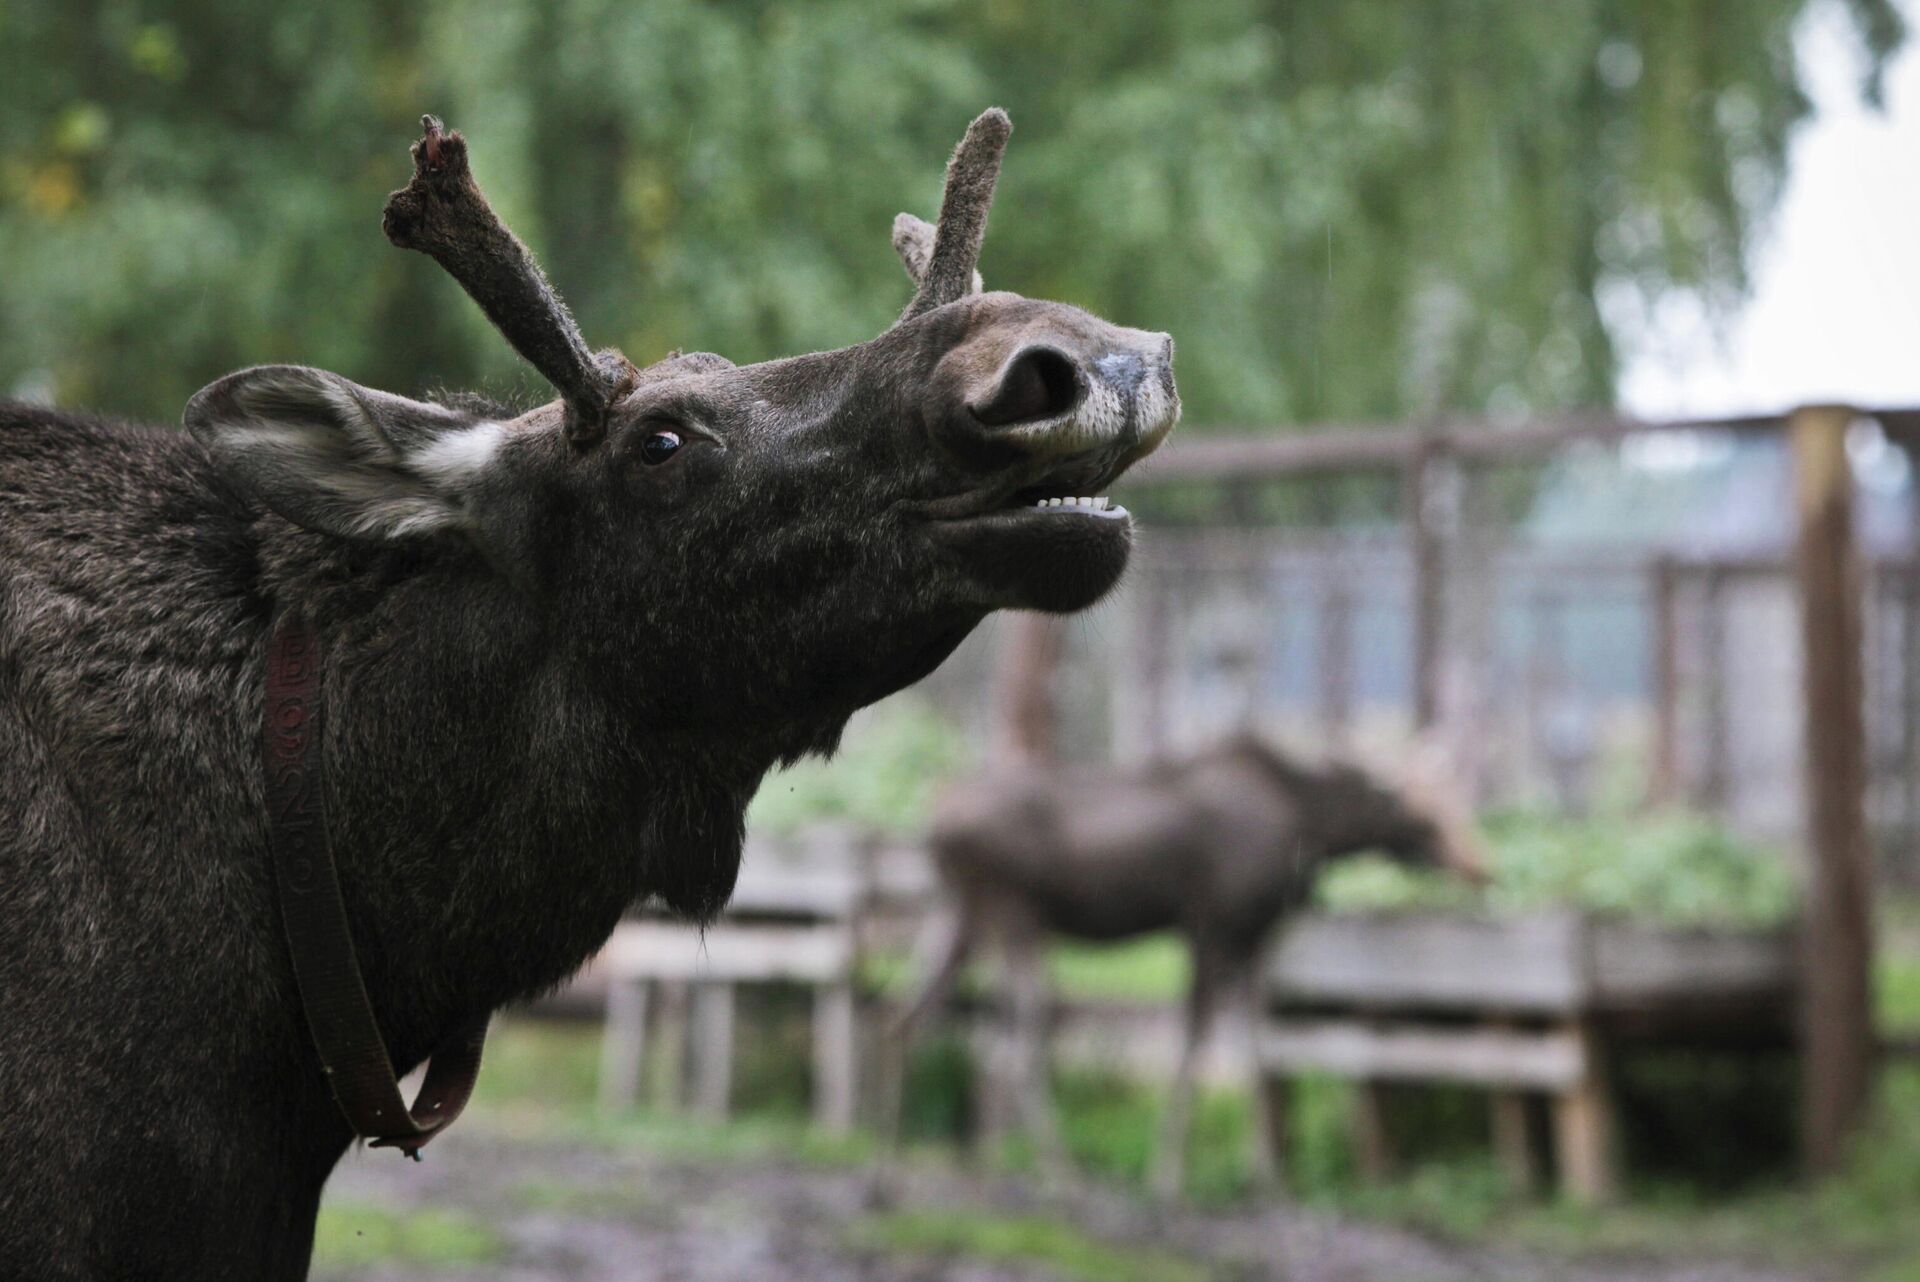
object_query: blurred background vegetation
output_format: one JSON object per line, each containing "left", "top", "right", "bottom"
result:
{"left": 0, "top": 0, "right": 1903, "bottom": 427}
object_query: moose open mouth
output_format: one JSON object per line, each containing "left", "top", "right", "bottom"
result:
{"left": 931, "top": 477, "right": 1137, "bottom": 614}
{"left": 1009, "top": 489, "right": 1128, "bottom": 520}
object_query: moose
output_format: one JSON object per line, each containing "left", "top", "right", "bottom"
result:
{"left": 894, "top": 735, "right": 1486, "bottom": 1197}
{"left": 0, "top": 110, "right": 1177, "bottom": 1279}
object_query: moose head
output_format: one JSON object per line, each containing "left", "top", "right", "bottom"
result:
{"left": 185, "top": 111, "right": 1177, "bottom": 771}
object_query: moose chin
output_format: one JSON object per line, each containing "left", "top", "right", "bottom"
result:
{"left": 0, "top": 108, "right": 1177, "bottom": 1281}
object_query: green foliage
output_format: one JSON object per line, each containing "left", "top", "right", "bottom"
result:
{"left": 311, "top": 1201, "right": 501, "bottom": 1270}
{"left": 1, "top": 2, "right": 1902, "bottom": 428}
{"left": 746, "top": 697, "right": 968, "bottom": 836}
{"left": 464, "top": 1015, "right": 603, "bottom": 1133}
{"left": 1879, "top": 896, "right": 1920, "bottom": 1033}
{"left": 1316, "top": 808, "right": 1799, "bottom": 928}
{"left": 848, "top": 1210, "right": 1210, "bottom": 1282}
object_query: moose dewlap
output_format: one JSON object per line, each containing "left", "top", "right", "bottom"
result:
{"left": 0, "top": 109, "right": 1177, "bottom": 1280}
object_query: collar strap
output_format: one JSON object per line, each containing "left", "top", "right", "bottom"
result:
{"left": 264, "top": 614, "right": 488, "bottom": 1159}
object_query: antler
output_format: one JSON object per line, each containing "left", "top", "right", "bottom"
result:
{"left": 898, "top": 108, "right": 1012, "bottom": 322}
{"left": 382, "top": 116, "right": 634, "bottom": 447}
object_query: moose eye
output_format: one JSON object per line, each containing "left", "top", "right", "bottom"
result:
{"left": 639, "top": 429, "right": 682, "bottom": 466}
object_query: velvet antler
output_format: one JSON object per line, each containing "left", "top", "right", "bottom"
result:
{"left": 382, "top": 116, "right": 634, "bottom": 447}
{"left": 898, "top": 108, "right": 1012, "bottom": 322}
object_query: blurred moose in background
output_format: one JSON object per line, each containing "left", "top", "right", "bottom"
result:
{"left": 893, "top": 734, "right": 1487, "bottom": 1197}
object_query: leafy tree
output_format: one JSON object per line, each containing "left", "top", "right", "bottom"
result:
{"left": 0, "top": 0, "right": 1902, "bottom": 426}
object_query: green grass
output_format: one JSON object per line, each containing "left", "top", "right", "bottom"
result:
{"left": 1049, "top": 935, "right": 1190, "bottom": 1003}
{"left": 463, "top": 1018, "right": 604, "bottom": 1134}
{"left": 1879, "top": 896, "right": 1920, "bottom": 1034}
{"left": 312, "top": 1201, "right": 502, "bottom": 1270}
{"left": 863, "top": 933, "right": 1191, "bottom": 1005}
{"left": 849, "top": 1210, "right": 1213, "bottom": 1282}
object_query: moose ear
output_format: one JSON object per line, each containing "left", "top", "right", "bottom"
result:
{"left": 891, "top": 213, "right": 984, "bottom": 295}
{"left": 185, "top": 365, "right": 504, "bottom": 543}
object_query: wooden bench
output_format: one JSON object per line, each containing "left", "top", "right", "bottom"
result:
{"left": 594, "top": 839, "right": 869, "bottom": 1133}
{"left": 1262, "top": 910, "right": 1796, "bottom": 1202}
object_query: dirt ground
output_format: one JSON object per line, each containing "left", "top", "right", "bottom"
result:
{"left": 315, "top": 1131, "right": 1831, "bottom": 1282}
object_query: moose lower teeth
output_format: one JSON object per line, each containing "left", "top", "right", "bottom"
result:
{"left": 1031, "top": 496, "right": 1113, "bottom": 512}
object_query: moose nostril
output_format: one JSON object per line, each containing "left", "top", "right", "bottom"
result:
{"left": 972, "top": 347, "right": 1081, "bottom": 428}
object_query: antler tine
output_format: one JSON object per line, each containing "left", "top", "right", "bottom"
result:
{"left": 382, "top": 116, "right": 634, "bottom": 447}
{"left": 899, "top": 108, "right": 1012, "bottom": 322}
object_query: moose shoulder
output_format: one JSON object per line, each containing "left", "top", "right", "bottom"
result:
{"left": 0, "top": 111, "right": 1176, "bottom": 1280}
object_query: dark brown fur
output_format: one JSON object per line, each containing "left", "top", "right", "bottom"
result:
{"left": 0, "top": 112, "right": 1176, "bottom": 1279}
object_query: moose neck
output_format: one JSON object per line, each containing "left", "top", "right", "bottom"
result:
{"left": 265, "top": 529, "right": 775, "bottom": 1071}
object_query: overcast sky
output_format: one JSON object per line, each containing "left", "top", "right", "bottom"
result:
{"left": 1620, "top": 0, "right": 1920, "bottom": 419}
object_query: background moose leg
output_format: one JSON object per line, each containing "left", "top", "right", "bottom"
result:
{"left": 1152, "top": 943, "right": 1225, "bottom": 1199}
{"left": 883, "top": 901, "right": 975, "bottom": 1152}
{"left": 1005, "top": 932, "right": 1072, "bottom": 1179}
{"left": 1234, "top": 961, "right": 1285, "bottom": 1191}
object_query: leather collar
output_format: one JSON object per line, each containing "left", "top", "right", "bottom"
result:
{"left": 263, "top": 613, "right": 487, "bottom": 1158}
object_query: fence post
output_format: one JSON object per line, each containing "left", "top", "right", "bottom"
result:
{"left": 1701, "top": 567, "right": 1730, "bottom": 809}
{"left": 992, "top": 612, "right": 1067, "bottom": 764}
{"left": 1790, "top": 403, "right": 1876, "bottom": 1175}
{"left": 1319, "top": 563, "right": 1355, "bottom": 746}
{"left": 1648, "top": 556, "right": 1680, "bottom": 808}
{"left": 1406, "top": 436, "right": 1453, "bottom": 731}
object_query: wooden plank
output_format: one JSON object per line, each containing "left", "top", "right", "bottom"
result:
{"left": 1490, "top": 1091, "right": 1542, "bottom": 1195}
{"left": 1129, "top": 425, "right": 1420, "bottom": 481}
{"left": 991, "top": 611, "right": 1066, "bottom": 763}
{"left": 1350, "top": 1082, "right": 1396, "bottom": 1182}
{"left": 813, "top": 981, "right": 858, "bottom": 1135}
{"left": 723, "top": 861, "right": 863, "bottom": 919}
{"left": 1902, "top": 560, "right": 1920, "bottom": 870}
{"left": 596, "top": 979, "right": 649, "bottom": 1113}
{"left": 1317, "top": 555, "right": 1355, "bottom": 745}
{"left": 1122, "top": 410, "right": 1795, "bottom": 486}
{"left": 1406, "top": 439, "right": 1450, "bottom": 731}
{"left": 691, "top": 983, "right": 735, "bottom": 1120}
{"left": 1551, "top": 1023, "right": 1618, "bottom": 1204}
{"left": 1590, "top": 923, "right": 1795, "bottom": 1008}
{"left": 650, "top": 981, "right": 689, "bottom": 1111}
{"left": 1648, "top": 556, "right": 1680, "bottom": 807}
{"left": 1257, "top": 1020, "right": 1589, "bottom": 1089}
{"left": 1701, "top": 567, "right": 1730, "bottom": 808}
{"left": 1271, "top": 913, "right": 1589, "bottom": 1014}
{"left": 601, "top": 921, "right": 853, "bottom": 983}
{"left": 1791, "top": 403, "right": 1878, "bottom": 1174}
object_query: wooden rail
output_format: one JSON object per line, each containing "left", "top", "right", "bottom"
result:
{"left": 1123, "top": 405, "right": 1920, "bottom": 486}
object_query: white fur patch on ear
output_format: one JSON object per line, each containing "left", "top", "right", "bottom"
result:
{"left": 185, "top": 364, "right": 504, "bottom": 544}
{"left": 407, "top": 421, "right": 506, "bottom": 490}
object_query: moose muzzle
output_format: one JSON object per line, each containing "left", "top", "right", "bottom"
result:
{"left": 926, "top": 306, "right": 1178, "bottom": 613}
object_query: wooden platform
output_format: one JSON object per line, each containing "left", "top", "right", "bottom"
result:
{"left": 1260, "top": 910, "right": 1798, "bottom": 1202}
